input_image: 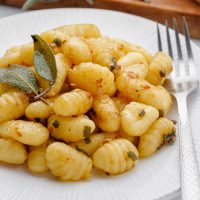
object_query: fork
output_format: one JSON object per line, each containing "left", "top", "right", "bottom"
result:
{"left": 157, "top": 18, "right": 200, "bottom": 200}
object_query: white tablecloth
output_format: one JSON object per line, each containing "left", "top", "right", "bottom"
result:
{"left": 0, "top": 5, "right": 200, "bottom": 200}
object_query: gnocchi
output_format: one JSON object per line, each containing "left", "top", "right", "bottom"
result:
{"left": 46, "top": 142, "right": 92, "bottom": 181}
{"left": 0, "top": 120, "right": 49, "bottom": 146}
{"left": 90, "top": 95, "right": 120, "bottom": 132}
{"left": 0, "top": 90, "right": 29, "bottom": 123}
{"left": 0, "top": 138, "right": 27, "bottom": 164}
{"left": 0, "top": 23, "right": 175, "bottom": 182}
{"left": 93, "top": 138, "right": 138, "bottom": 174}
{"left": 48, "top": 115, "right": 95, "bottom": 143}
{"left": 70, "top": 132, "right": 118, "bottom": 156}
{"left": 53, "top": 89, "right": 93, "bottom": 116}
{"left": 146, "top": 52, "right": 173, "bottom": 85}
{"left": 28, "top": 139, "right": 54, "bottom": 173}
{"left": 69, "top": 62, "right": 116, "bottom": 96}
{"left": 138, "top": 118, "right": 176, "bottom": 158}
{"left": 25, "top": 100, "right": 52, "bottom": 122}
{"left": 120, "top": 102, "right": 159, "bottom": 136}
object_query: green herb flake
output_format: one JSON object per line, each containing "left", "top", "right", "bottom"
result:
{"left": 159, "top": 69, "right": 166, "bottom": 77}
{"left": 83, "top": 126, "right": 91, "bottom": 138}
{"left": 163, "top": 128, "right": 176, "bottom": 145}
{"left": 139, "top": 110, "right": 145, "bottom": 117}
{"left": 52, "top": 120, "right": 59, "bottom": 128}
{"left": 171, "top": 120, "right": 177, "bottom": 125}
{"left": 84, "top": 137, "right": 91, "bottom": 144}
{"left": 53, "top": 38, "right": 62, "bottom": 48}
{"left": 127, "top": 151, "right": 138, "bottom": 161}
{"left": 110, "top": 57, "right": 118, "bottom": 71}
{"left": 75, "top": 145, "right": 90, "bottom": 157}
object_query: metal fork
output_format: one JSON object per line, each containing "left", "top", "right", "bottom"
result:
{"left": 157, "top": 18, "right": 200, "bottom": 200}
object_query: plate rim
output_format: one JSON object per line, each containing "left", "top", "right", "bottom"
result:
{"left": 1, "top": 7, "right": 199, "bottom": 200}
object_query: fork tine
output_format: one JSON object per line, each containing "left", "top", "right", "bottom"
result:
{"left": 173, "top": 18, "right": 183, "bottom": 59}
{"left": 165, "top": 20, "right": 174, "bottom": 60}
{"left": 183, "top": 17, "right": 193, "bottom": 59}
{"left": 157, "top": 23, "right": 163, "bottom": 51}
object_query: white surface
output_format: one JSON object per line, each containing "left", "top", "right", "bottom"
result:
{"left": 0, "top": 7, "right": 200, "bottom": 200}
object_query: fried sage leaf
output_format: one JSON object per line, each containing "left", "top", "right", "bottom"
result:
{"left": 32, "top": 34, "right": 57, "bottom": 83}
{"left": 0, "top": 64, "right": 39, "bottom": 95}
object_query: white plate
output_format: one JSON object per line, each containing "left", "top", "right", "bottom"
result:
{"left": 0, "top": 8, "right": 200, "bottom": 200}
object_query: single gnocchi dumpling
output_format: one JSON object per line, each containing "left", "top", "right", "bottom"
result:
{"left": 28, "top": 138, "right": 54, "bottom": 173}
{"left": 20, "top": 43, "right": 34, "bottom": 66}
{"left": 87, "top": 37, "right": 122, "bottom": 68}
{"left": 116, "top": 71, "right": 153, "bottom": 101}
{"left": 0, "top": 45, "right": 22, "bottom": 68}
{"left": 55, "top": 24, "right": 101, "bottom": 38}
{"left": 68, "top": 62, "right": 116, "bottom": 96}
{"left": 138, "top": 85, "right": 172, "bottom": 117}
{"left": 37, "top": 53, "right": 72, "bottom": 97}
{"left": 0, "top": 120, "right": 49, "bottom": 146}
{"left": 121, "top": 102, "right": 159, "bottom": 136}
{"left": 70, "top": 132, "right": 118, "bottom": 156}
{"left": 146, "top": 52, "right": 173, "bottom": 85}
{"left": 93, "top": 138, "right": 138, "bottom": 175}
{"left": 138, "top": 118, "right": 176, "bottom": 158}
{"left": 113, "top": 64, "right": 149, "bottom": 80}
{"left": 46, "top": 142, "right": 92, "bottom": 181}
{"left": 25, "top": 100, "right": 52, "bottom": 122}
{"left": 131, "top": 44, "right": 153, "bottom": 64}
{"left": 90, "top": 95, "right": 120, "bottom": 132}
{"left": 117, "top": 52, "right": 148, "bottom": 68}
{"left": 62, "top": 37, "right": 92, "bottom": 65}
{"left": 0, "top": 138, "right": 27, "bottom": 164}
{"left": 53, "top": 89, "right": 93, "bottom": 117}
{"left": 40, "top": 30, "right": 68, "bottom": 44}
{"left": 48, "top": 114, "right": 95, "bottom": 143}
{"left": 0, "top": 90, "right": 29, "bottom": 123}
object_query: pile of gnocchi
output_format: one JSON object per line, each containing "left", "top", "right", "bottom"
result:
{"left": 0, "top": 24, "right": 176, "bottom": 181}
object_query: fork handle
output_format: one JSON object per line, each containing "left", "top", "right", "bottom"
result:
{"left": 176, "top": 94, "right": 200, "bottom": 200}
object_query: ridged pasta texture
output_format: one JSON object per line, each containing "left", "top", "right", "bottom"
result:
{"left": 53, "top": 89, "right": 93, "bottom": 117}
{"left": 93, "top": 138, "right": 138, "bottom": 174}
{"left": 46, "top": 142, "right": 92, "bottom": 181}
{"left": 0, "top": 90, "right": 29, "bottom": 123}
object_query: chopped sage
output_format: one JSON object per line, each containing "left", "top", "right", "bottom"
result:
{"left": 53, "top": 38, "right": 62, "bottom": 48}
{"left": 0, "top": 65, "right": 39, "bottom": 95}
{"left": 83, "top": 126, "right": 91, "bottom": 138}
{"left": 127, "top": 151, "right": 138, "bottom": 161}
{"left": 139, "top": 110, "right": 145, "bottom": 117}
{"left": 52, "top": 120, "right": 59, "bottom": 128}
{"left": 84, "top": 137, "right": 91, "bottom": 144}
{"left": 110, "top": 57, "right": 118, "bottom": 71}
{"left": 75, "top": 145, "right": 90, "bottom": 157}
{"left": 159, "top": 69, "right": 166, "bottom": 77}
{"left": 163, "top": 128, "right": 176, "bottom": 145}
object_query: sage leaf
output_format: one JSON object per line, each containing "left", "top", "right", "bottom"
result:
{"left": 0, "top": 64, "right": 39, "bottom": 95}
{"left": 32, "top": 34, "right": 57, "bottom": 83}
